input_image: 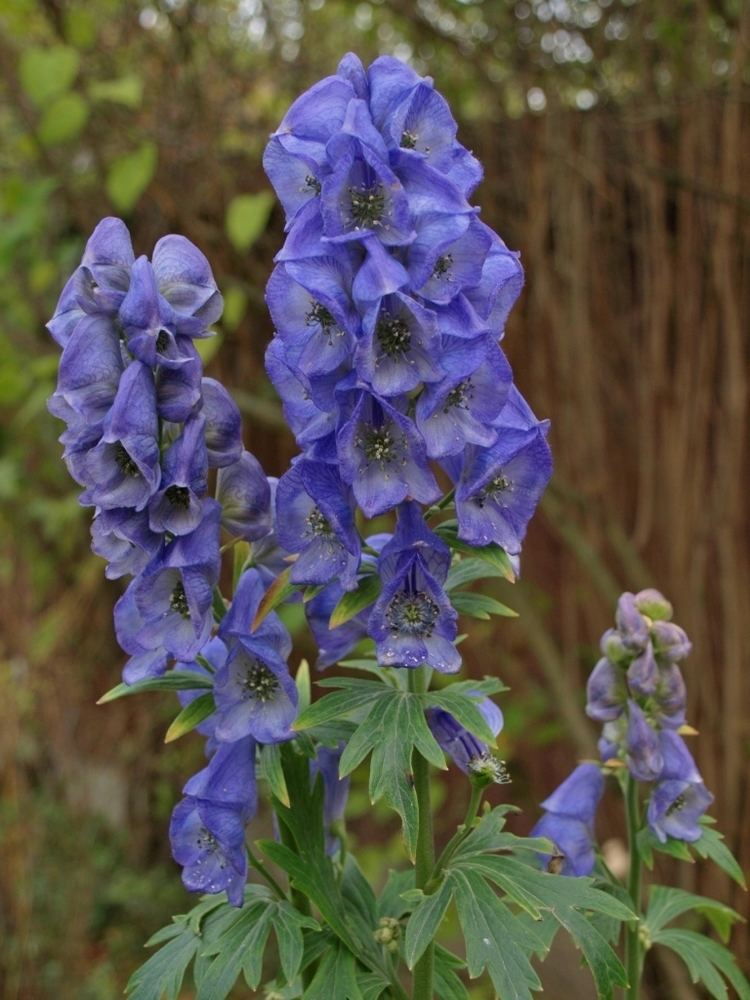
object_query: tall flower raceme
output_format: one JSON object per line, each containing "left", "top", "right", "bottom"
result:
{"left": 263, "top": 52, "right": 553, "bottom": 680}
{"left": 47, "top": 219, "right": 300, "bottom": 905}
{"left": 530, "top": 590, "right": 748, "bottom": 1000}
{"left": 44, "top": 57, "right": 746, "bottom": 1000}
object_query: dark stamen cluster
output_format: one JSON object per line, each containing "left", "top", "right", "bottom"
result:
{"left": 165, "top": 485, "right": 190, "bottom": 508}
{"left": 305, "top": 301, "right": 339, "bottom": 343}
{"left": 156, "top": 330, "right": 170, "bottom": 353}
{"left": 433, "top": 254, "right": 453, "bottom": 279}
{"left": 475, "top": 473, "right": 512, "bottom": 508}
{"left": 400, "top": 129, "right": 418, "bottom": 149}
{"left": 385, "top": 590, "right": 440, "bottom": 637}
{"left": 444, "top": 378, "right": 473, "bottom": 411}
{"left": 170, "top": 580, "right": 190, "bottom": 618}
{"left": 666, "top": 793, "right": 687, "bottom": 816}
{"left": 305, "top": 506, "right": 332, "bottom": 537}
{"left": 114, "top": 442, "right": 140, "bottom": 477}
{"left": 242, "top": 660, "right": 279, "bottom": 703}
{"left": 358, "top": 426, "right": 399, "bottom": 467}
{"left": 303, "top": 174, "right": 321, "bottom": 194}
{"left": 376, "top": 314, "right": 411, "bottom": 359}
{"left": 349, "top": 185, "right": 386, "bottom": 228}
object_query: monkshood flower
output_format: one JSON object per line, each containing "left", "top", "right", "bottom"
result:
{"left": 276, "top": 459, "right": 361, "bottom": 590}
{"left": 170, "top": 737, "right": 257, "bottom": 905}
{"left": 148, "top": 415, "right": 208, "bottom": 536}
{"left": 212, "top": 569, "right": 297, "bottom": 744}
{"left": 646, "top": 730, "right": 713, "bottom": 843}
{"left": 115, "top": 500, "right": 221, "bottom": 662}
{"left": 91, "top": 508, "right": 161, "bottom": 581}
{"left": 368, "top": 503, "right": 458, "bottom": 672}
{"left": 337, "top": 389, "right": 440, "bottom": 518}
{"left": 216, "top": 451, "right": 272, "bottom": 542}
{"left": 426, "top": 695, "right": 508, "bottom": 784}
{"left": 448, "top": 408, "right": 552, "bottom": 554}
{"left": 531, "top": 763, "right": 604, "bottom": 877}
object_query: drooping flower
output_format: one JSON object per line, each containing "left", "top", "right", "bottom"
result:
{"left": 531, "top": 764, "right": 604, "bottom": 876}
{"left": 426, "top": 695, "right": 505, "bottom": 778}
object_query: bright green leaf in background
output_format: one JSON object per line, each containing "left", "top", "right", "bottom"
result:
{"left": 88, "top": 74, "right": 143, "bottom": 108}
{"left": 38, "top": 92, "right": 89, "bottom": 146}
{"left": 19, "top": 45, "right": 80, "bottom": 106}
{"left": 225, "top": 192, "right": 274, "bottom": 251}
{"left": 106, "top": 142, "right": 158, "bottom": 213}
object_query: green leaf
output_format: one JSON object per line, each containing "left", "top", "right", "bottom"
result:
{"left": 272, "top": 901, "right": 320, "bottom": 985}
{"left": 329, "top": 575, "right": 381, "bottom": 628}
{"left": 293, "top": 683, "right": 384, "bottom": 731}
{"left": 449, "top": 590, "right": 517, "bottom": 619}
{"left": 637, "top": 827, "right": 693, "bottom": 867}
{"left": 225, "top": 192, "right": 274, "bottom": 251}
{"left": 303, "top": 944, "right": 363, "bottom": 999}
{"left": 692, "top": 823, "right": 747, "bottom": 888}
{"left": 88, "top": 74, "right": 143, "bottom": 107}
{"left": 645, "top": 885, "right": 744, "bottom": 944}
{"left": 445, "top": 556, "right": 514, "bottom": 591}
{"left": 260, "top": 743, "right": 290, "bottom": 807}
{"left": 377, "top": 867, "right": 414, "bottom": 920}
{"left": 252, "top": 567, "right": 294, "bottom": 631}
{"left": 653, "top": 928, "right": 750, "bottom": 1000}
{"left": 404, "top": 880, "right": 454, "bottom": 968}
{"left": 451, "top": 868, "right": 542, "bottom": 1000}
{"left": 126, "top": 918, "right": 200, "bottom": 1000}
{"left": 434, "top": 944, "right": 469, "bottom": 1000}
{"left": 197, "top": 895, "right": 274, "bottom": 997}
{"left": 424, "top": 689, "right": 500, "bottom": 743}
{"left": 356, "top": 971, "right": 391, "bottom": 1000}
{"left": 20, "top": 45, "right": 80, "bottom": 106}
{"left": 164, "top": 692, "right": 215, "bottom": 743}
{"left": 106, "top": 142, "right": 158, "bottom": 213}
{"left": 38, "top": 92, "right": 88, "bottom": 145}
{"left": 97, "top": 671, "right": 213, "bottom": 704}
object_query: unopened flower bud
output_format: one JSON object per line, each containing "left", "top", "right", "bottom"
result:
{"left": 616, "top": 593, "right": 649, "bottom": 650}
{"left": 634, "top": 588, "right": 673, "bottom": 622}
{"left": 586, "top": 657, "right": 626, "bottom": 721}
{"left": 626, "top": 701, "right": 663, "bottom": 781}
{"left": 600, "top": 628, "right": 631, "bottom": 665}
{"left": 626, "top": 643, "right": 658, "bottom": 697}
{"left": 651, "top": 621, "right": 691, "bottom": 663}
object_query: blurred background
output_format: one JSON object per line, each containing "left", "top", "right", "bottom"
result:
{"left": 0, "top": 0, "right": 748, "bottom": 997}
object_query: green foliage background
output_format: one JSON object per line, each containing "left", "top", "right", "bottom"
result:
{"left": 0, "top": 1, "right": 747, "bottom": 997}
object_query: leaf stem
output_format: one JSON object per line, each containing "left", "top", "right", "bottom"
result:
{"left": 625, "top": 773, "right": 643, "bottom": 1000}
{"left": 409, "top": 668, "right": 435, "bottom": 1000}
{"left": 429, "top": 782, "right": 484, "bottom": 883}
{"left": 246, "top": 844, "right": 287, "bottom": 901}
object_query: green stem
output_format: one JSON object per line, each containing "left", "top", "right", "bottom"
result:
{"left": 409, "top": 669, "right": 435, "bottom": 1000}
{"left": 429, "top": 782, "right": 484, "bottom": 884}
{"left": 625, "top": 774, "right": 643, "bottom": 1000}
{"left": 246, "top": 845, "right": 287, "bottom": 901}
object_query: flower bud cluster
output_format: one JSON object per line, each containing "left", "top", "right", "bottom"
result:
{"left": 587, "top": 590, "right": 713, "bottom": 843}
{"left": 264, "top": 53, "right": 552, "bottom": 674}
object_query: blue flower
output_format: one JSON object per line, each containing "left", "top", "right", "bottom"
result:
{"left": 354, "top": 293, "right": 442, "bottom": 396}
{"left": 216, "top": 451, "right": 272, "bottom": 542}
{"left": 170, "top": 798, "right": 248, "bottom": 905}
{"left": 530, "top": 763, "right": 604, "bottom": 876}
{"left": 213, "top": 642, "right": 298, "bottom": 744}
{"left": 200, "top": 377, "right": 244, "bottom": 469}
{"left": 426, "top": 695, "right": 504, "bottom": 775}
{"left": 337, "top": 390, "right": 440, "bottom": 517}
{"left": 647, "top": 780, "right": 713, "bottom": 844}
{"left": 80, "top": 361, "right": 160, "bottom": 511}
{"left": 91, "top": 507, "right": 161, "bottom": 580}
{"left": 129, "top": 500, "right": 221, "bottom": 660}
{"left": 368, "top": 504, "right": 458, "bottom": 672}
{"left": 415, "top": 341, "right": 512, "bottom": 458}
{"left": 626, "top": 642, "right": 659, "bottom": 697}
{"left": 148, "top": 415, "right": 208, "bottom": 536}
{"left": 452, "top": 422, "right": 552, "bottom": 554}
{"left": 276, "top": 460, "right": 361, "bottom": 590}
{"left": 585, "top": 657, "right": 626, "bottom": 723}
{"left": 615, "top": 593, "right": 650, "bottom": 651}
{"left": 625, "top": 701, "right": 663, "bottom": 781}
{"left": 218, "top": 568, "right": 293, "bottom": 661}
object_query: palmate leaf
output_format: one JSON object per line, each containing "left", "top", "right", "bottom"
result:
{"left": 434, "top": 944, "right": 470, "bottom": 1000}
{"left": 449, "top": 591, "right": 518, "bottom": 620}
{"left": 125, "top": 919, "right": 201, "bottom": 1000}
{"left": 644, "top": 885, "right": 745, "bottom": 944}
{"left": 338, "top": 688, "right": 446, "bottom": 859}
{"left": 652, "top": 928, "right": 750, "bottom": 1000}
{"left": 445, "top": 556, "right": 514, "bottom": 591}
{"left": 303, "top": 943, "right": 364, "bottom": 999}
{"left": 692, "top": 821, "right": 747, "bottom": 888}
{"left": 293, "top": 679, "right": 385, "bottom": 731}
{"left": 403, "top": 880, "right": 455, "bottom": 968}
